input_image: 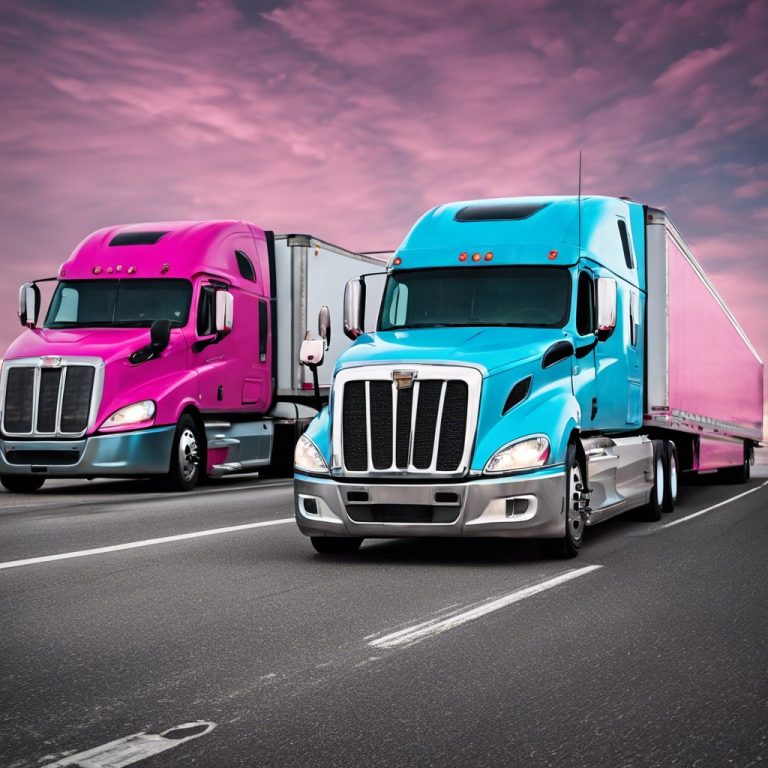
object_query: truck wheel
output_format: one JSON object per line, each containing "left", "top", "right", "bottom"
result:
{"left": 663, "top": 442, "right": 679, "bottom": 513}
{"left": 541, "top": 443, "right": 584, "bottom": 559}
{"left": 163, "top": 414, "right": 202, "bottom": 492}
{"left": 0, "top": 476, "right": 45, "bottom": 493}
{"left": 642, "top": 439, "right": 666, "bottom": 521}
{"left": 311, "top": 536, "right": 363, "bottom": 555}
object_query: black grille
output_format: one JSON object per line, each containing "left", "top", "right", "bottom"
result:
{"left": 342, "top": 381, "right": 368, "bottom": 471}
{"left": 341, "top": 377, "right": 470, "bottom": 473}
{"left": 5, "top": 450, "right": 80, "bottom": 466}
{"left": 60, "top": 367, "right": 95, "bottom": 433}
{"left": 3, "top": 364, "right": 95, "bottom": 435}
{"left": 345, "top": 504, "right": 460, "bottom": 524}
{"left": 4, "top": 368, "right": 35, "bottom": 433}
{"left": 436, "top": 381, "right": 468, "bottom": 470}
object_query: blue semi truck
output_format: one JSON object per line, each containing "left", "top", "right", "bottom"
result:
{"left": 293, "top": 196, "right": 763, "bottom": 557}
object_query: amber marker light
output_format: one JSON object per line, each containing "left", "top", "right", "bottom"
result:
{"left": 458, "top": 252, "right": 468, "bottom": 262}
{"left": 393, "top": 257, "right": 402, "bottom": 266}
{"left": 93, "top": 266, "right": 102, "bottom": 274}
{"left": 127, "top": 266, "right": 137, "bottom": 274}
{"left": 548, "top": 250, "right": 558, "bottom": 260}
{"left": 107, "top": 266, "right": 114, "bottom": 273}
{"left": 485, "top": 252, "right": 494, "bottom": 261}
{"left": 161, "top": 263, "right": 170, "bottom": 274}
{"left": 472, "top": 252, "right": 482, "bottom": 262}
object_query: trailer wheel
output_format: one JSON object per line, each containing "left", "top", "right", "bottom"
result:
{"left": 719, "top": 442, "right": 751, "bottom": 484}
{"left": 311, "top": 536, "right": 363, "bottom": 555}
{"left": 541, "top": 443, "right": 584, "bottom": 559}
{"left": 641, "top": 439, "right": 666, "bottom": 521}
{"left": 162, "top": 414, "right": 202, "bottom": 492}
{"left": 663, "top": 442, "right": 679, "bottom": 513}
{"left": 0, "top": 476, "right": 45, "bottom": 493}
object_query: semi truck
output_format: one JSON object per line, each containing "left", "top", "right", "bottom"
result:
{"left": 0, "top": 221, "right": 383, "bottom": 492}
{"left": 294, "top": 196, "right": 763, "bottom": 557}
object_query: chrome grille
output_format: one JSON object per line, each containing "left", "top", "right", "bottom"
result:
{"left": 332, "top": 365, "right": 482, "bottom": 477}
{"left": 1, "top": 359, "right": 101, "bottom": 438}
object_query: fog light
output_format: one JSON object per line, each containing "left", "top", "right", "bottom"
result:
{"left": 506, "top": 498, "right": 530, "bottom": 517}
{"left": 303, "top": 497, "right": 319, "bottom": 515}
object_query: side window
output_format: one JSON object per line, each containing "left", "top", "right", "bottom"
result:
{"left": 197, "top": 286, "right": 216, "bottom": 336}
{"left": 235, "top": 250, "right": 256, "bottom": 282}
{"left": 388, "top": 283, "right": 409, "bottom": 326}
{"left": 617, "top": 219, "right": 634, "bottom": 270}
{"left": 576, "top": 272, "right": 595, "bottom": 336}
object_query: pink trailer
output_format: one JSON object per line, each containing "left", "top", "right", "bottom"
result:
{"left": 644, "top": 208, "right": 763, "bottom": 473}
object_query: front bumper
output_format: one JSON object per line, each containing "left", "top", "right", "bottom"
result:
{"left": 294, "top": 466, "right": 567, "bottom": 539}
{"left": 0, "top": 426, "right": 175, "bottom": 478}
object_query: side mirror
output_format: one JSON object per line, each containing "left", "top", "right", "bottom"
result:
{"left": 318, "top": 305, "right": 331, "bottom": 350}
{"left": 215, "top": 291, "right": 234, "bottom": 333}
{"left": 300, "top": 336, "right": 325, "bottom": 367}
{"left": 596, "top": 277, "right": 617, "bottom": 340}
{"left": 18, "top": 283, "right": 41, "bottom": 329}
{"left": 130, "top": 319, "right": 172, "bottom": 365}
{"left": 343, "top": 278, "right": 366, "bottom": 340}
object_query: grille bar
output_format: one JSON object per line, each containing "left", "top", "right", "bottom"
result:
{"left": 337, "top": 366, "right": 479, "bottom": 477}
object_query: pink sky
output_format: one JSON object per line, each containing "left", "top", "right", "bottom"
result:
{"left": 1, "top": 0, "right": 767, "bottom": 428}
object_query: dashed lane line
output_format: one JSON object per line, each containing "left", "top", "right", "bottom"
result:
{"left": 369, "top": 565, "right": 604, "bottom": 649}
{"left": 0, "top": 518, "right": 294, "bottom": 571}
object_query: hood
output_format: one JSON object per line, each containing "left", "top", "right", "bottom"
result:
{"left": 337, "top": 326, "right": 570, "bottom": 377}
{"left": 3, "top": 327, "right": 184, "bottom": 366}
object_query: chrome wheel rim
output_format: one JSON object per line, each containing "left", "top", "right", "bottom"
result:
{"left": 656, "top": 456, "right": 665, "bottom": 507}
{"left": 178, "top": 428, "right": 199, "bottom": 481}
{"left": 669, "top": 452, "right": 678, "bottom": 501}
{"left": 567, "top": 463, "right": 584, "bottom": 544}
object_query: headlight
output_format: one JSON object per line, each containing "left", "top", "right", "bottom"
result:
{"left": 294, "top": 434, "right": 329, "bottom": 475}
{"left": 484, "top": 435, "right": 550, "bottom": 474}
{"left": 102, "top": 400, "right": 156, "bottom": 429}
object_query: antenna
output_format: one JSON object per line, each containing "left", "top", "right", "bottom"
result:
{"left": 578, "top": 150, "right": 583, "bottom": 255}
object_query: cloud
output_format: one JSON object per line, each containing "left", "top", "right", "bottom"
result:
{"left": 0, "top": 0, "right": 765, "bottom": 381}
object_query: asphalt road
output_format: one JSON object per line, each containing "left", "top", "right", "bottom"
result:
{"left": 1, "top": 470, "right": 767, "bottom": 768}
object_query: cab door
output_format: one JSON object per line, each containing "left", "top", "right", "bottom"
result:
{"left": 572, "top": 269, "right": 599, "bottom": 427}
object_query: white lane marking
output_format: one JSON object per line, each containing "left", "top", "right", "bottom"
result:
{"left": 369, "top": 565, "right": 603, "bottom": 649}
{"left": 659, "top": 480, "right": 768, "bottom": 530}
{"left": 42, "top": 721, "right": 215, "bottom": 767}
{"left": 0, "top": 518, "right": 293, "bottom": 571}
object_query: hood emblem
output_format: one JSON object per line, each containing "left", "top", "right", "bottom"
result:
{"left": 392, "top": 369, "right": 417, "bottom": 390}
{"left": 40, "top": 356, "right": 62, "bottom": 368}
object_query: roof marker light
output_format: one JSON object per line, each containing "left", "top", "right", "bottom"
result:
{"left": 60, "top": 268, "right": 66, "bottom": 277}
{"left": 127, "top": 266, "right": 137, "bottom": 274}
{"left": 459, "top": 252, "right": 468, "bottom": 262}
{"left": 161, "top": 263, "right": 170, "bottom": 274}
{"left": 472, "top": 252, "right": 482, "bottom": 262}
{"left": 485, "top": 252, "right": 494, "bottom": 261}
{"left": 107, "top": 266, "right": 114, "bottom": 274}
{"left": 548, "top": 250, "right": 558, "bottom": 260}
{"left": 393, "top": 257, "right": 402, "bottom": 266}
{"left": 93, "top": 266, "right": 102, "bottom": 274}
{"left": 116, "top": 265, "right": 123, "bottom": 272}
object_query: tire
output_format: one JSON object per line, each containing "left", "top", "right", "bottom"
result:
{"left": 541, "top": 443, "right": 585, "bottom": 559}
{"left": 663, "top": 441, "right": 679, "bottom": 513}
{"left": 162, "top": 414, "right": 202, "bottom": 491}
{"left": 719, "top": 443, "right": 751, "bottom": 484}
{"left": 0, "top": 475, "right": 45, "bottom": 493}
{"left": 311, "top": 536, "right": 364, "bottom": 555}
{"left": 642, "top": 439, "right": 666, "bottom": 521}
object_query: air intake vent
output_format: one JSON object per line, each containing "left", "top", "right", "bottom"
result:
{"left": 110, "top": 231, "right": 168, "bottom": 246}
{"left": 503, "top": 376, "right": 531, "bottom": 415}
{"left": 455, "top": 202, "right": 550, "bottom": 222}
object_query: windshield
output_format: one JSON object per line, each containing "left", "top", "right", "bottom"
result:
{"left": 379, "top": 266, "right": 571, "bottom": 330}
{"left": 44, "top": 279, "right": 192, "bottom": 329}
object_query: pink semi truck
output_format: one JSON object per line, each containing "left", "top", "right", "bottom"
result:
{"left": 0, "top": 221, "right": 383, "bottom": 492}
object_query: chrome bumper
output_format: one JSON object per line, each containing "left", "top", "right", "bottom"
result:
{"left": 0, "top": 426, "right": 176, "bottom": 478}
{"left": 294, "top": 467, "right": 567, "bottom": 539}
